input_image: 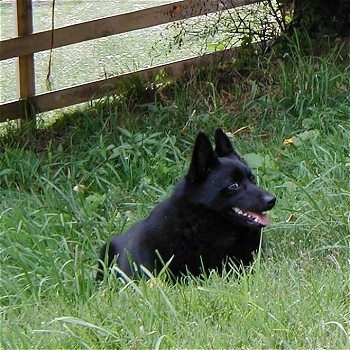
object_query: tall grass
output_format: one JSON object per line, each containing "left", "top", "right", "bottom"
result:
{"left": 1, "top": 39, "right": 349, "bottom": 349}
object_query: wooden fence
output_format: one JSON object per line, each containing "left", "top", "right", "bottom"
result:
{"left": 0, "top": 0, "right": 261, "bottom": 124}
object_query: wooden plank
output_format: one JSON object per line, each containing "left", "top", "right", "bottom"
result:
{"left": 15, "top": 0, "right": 36, "bottom": 123}
{"left": 0, "top": 48, "right": 237, "bottom": 122}
{"left": 1, "top": 0, "right": 261, "bottom": 60}
{"left": 0, "top": 100, "right": 25, "bottom": 123}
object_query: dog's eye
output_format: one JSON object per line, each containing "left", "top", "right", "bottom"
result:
{"left": 228, "top": 182, "right": 240, "bottom": 190}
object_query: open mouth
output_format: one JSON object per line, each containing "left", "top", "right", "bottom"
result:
{"left": 232, "top": 207, "right": 269, "bottom": 227}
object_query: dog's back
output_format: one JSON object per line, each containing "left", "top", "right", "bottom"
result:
{"left": 97, "top": 129, "right": 276, "bottom": 280}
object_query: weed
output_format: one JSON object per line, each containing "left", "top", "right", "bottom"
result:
{"left": 1, "top": 40, "right": 349, "bottom": 349}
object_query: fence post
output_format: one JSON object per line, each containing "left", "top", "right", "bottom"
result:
{"left": 16, "top": 0, "right": 36, "bottom": 126}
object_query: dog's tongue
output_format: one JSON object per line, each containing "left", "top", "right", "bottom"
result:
{"left": 248, "top": 211, "right": 269, "bottom": 226}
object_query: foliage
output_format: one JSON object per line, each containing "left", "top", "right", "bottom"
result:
{"left": 1, "top": 39, "right": 350, "bottom": 349}
{"left": 157, "top": 0, "right": 293, "bottom": 56}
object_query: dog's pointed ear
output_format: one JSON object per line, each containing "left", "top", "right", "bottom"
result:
{"left": 214, "top": 128, "right": 241, "bottom": 159}
{"left": 186, "top": 132, "right": 218, "bottom": 182}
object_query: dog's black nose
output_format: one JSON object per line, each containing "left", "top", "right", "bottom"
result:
{"left": 264, "top": 195, "right": 276, "bottom": 210}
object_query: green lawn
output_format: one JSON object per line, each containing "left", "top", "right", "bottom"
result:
{"left": 1, "top": 39, "right": 349, "bottom": 349}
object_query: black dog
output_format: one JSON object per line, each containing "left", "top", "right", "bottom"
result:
{"left": 97, "top": 129, "right": 276, "bottom": 280}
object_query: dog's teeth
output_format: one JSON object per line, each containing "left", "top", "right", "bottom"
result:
{"left": 233, "top": 207, "right": 261, "bottom": 224}
{"left": 234, "top": 207, "right": 243, "bottom": 215}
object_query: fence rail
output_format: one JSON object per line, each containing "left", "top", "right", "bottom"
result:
{"left": 0, "top": 0, "right": 260, "bottom": 123}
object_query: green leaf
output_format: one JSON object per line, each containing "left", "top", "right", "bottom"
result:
{"left": 293, "top": 129, "right": 320, "bottom": 146}
{"left": 244, "top": 153, "right": 265, "bottom": 169}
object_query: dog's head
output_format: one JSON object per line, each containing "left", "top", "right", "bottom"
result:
{"left": 185, "top": 129, "right": 276, "bottom": 228}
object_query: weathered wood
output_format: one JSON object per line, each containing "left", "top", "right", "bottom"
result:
{"left": 0, "top": 48, "right": 237, "bottom": 122}
{"left": 1, "top": 0, "right": 261, "bottom": 60}
{"left": 1, "top": 0, "right": 260, "bottom": 122}
{"left": 15, "top": 0, "right": 36, "bottom": 123}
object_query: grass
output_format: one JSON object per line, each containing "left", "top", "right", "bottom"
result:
{"left": 1, "top": 37, "right": 350, "bottom": 349}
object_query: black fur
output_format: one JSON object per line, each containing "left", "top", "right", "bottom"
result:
{"left": 97, "top": 129, "right": 276, "bottom": 280}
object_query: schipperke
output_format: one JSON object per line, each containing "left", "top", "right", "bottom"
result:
{"left": 97, "top": 128, "right": 276, "bottom": 280}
